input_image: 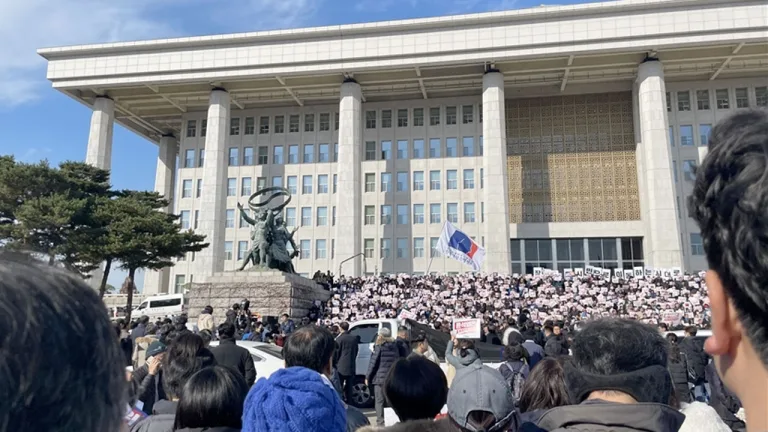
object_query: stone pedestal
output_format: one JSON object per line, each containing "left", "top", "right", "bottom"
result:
{"left": 187, "top": 271, "right": 330, "bottom": 323}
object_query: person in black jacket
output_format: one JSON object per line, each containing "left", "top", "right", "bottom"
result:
{"left": 367, "top": 327, "right": 405, "bottom": 426}
{"left": 665, "top": 333, "right": 692, "bottom": 404}
{"left": 395, "top": 328, "right": 411, "bottom": 357}
{"left": 334, "top": 322, "right": 359, "bottom": 403}
{"left": 132, "top": 341, "right": 168, "bottom": 414}
{"left": 210, "top": 322, "right": 256, "bottom": 386}
{"left": 678, "top": 326, "right": 708, "bottom": 401}
{"left": 543, "top": 325, "right": 568, "bottom": 357}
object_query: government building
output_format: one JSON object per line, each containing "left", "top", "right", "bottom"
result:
{"left": 39, "top": 0, "right": 768, "bottom": 294}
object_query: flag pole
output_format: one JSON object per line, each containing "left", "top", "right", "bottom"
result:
{"left": 426, "top": 220, "right": 447, "bottom": 275}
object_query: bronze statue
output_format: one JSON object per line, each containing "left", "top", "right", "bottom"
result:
{"left": 236, "top": 187, "right": 299, "bottom": 273}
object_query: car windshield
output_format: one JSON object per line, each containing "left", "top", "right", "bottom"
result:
{"left": 258, "top": 344, "right": 284, "bottom": 359}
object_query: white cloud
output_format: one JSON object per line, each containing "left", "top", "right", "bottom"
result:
{"left": 354, "top": 0, "right": 518, "bottom": 15}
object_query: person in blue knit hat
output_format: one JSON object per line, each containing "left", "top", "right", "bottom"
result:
{"left": 242, "top": 366, "right": 347, "bottom": 432}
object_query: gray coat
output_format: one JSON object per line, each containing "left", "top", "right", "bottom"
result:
{"left": 130, "top": 400, "right": 177, "bottom": 432}
{"left": 537, "top": 401, "right": 685, "bottom": 432}
{"left": 445, "top": 340, "right": 481, "bottom": 369}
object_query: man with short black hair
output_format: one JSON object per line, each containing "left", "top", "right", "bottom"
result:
{"left": 285, "top": 325, "right": 369, "bottom": 432}
{"left": 544, "top": 325, "right": 568, "bottom": 357}
{"left": 688, "top": 108, "right": 768, "bottom": 431}
{"left": 279, "top": 313, "right": 295, "bottom": 336}
{"left": 210, "top": 322, "right": 256, "bottom": 386}
{"left": 679, "top": 325, "right": 708, "bottom": 401}
{"left": 536, "top": 318, "right": 684, "bottom": 432}
{"left": 0, "top": 253, "right": 125, "bottom": 432}
{"left": 395, "top": 328, "right": 410, "bottom": 357}
{"left": 334, "top": 321, "right": 359, "bottom": 403}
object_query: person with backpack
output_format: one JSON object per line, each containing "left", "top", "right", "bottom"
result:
{"left": 499, "top": 342, "right": 529, "bottom": 406}
{"left": 679, "top": 326, "right": 709, "bottom": 401}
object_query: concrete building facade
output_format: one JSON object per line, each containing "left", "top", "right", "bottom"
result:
{"left": 38, "top": 0, "right": 768, "bottom": 294}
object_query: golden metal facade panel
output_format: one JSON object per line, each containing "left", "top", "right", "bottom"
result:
{"left": 506, "top": 92, "right": 640, "bottom": 223}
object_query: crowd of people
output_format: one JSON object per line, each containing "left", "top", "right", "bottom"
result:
{"left": 0, "top": 108, "right": 767, "bottom": 432}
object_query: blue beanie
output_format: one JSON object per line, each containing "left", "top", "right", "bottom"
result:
{"left": 243, "top": 367, "right": 346, "bottom": 432}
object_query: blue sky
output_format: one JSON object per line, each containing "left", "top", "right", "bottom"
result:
{"left": 1, "top": 0, "right": 590, "bottom": 289}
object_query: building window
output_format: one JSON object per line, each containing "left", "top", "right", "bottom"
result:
{"left": 690, "top": 233, "right": 704, "bottom": 256}
{"left": 412, "top": 108, "right": 424, "bottom": 126}
{"left": 300, "top": 113, "right": 313, "bottom": 132}
{"left": 333, "top": 174, "right": 337, "bottom": 193}
{"left": 430, "top": 237, "right": 439, "bottom": 257}
{"left": 302, "top": 175, "right": 313, "bottom": 194}
{"left": 676, "top": 196, "right": 682, "bottom": 219}
{"left": 332, "top": 206, "right": 336, "bottom": 225}
{"left": 223, "top": 241, "right": 233, "bottom": 260}
{"left": 256, "top": 177, "right": 266, "bottom": 191}
{"left": 677, "top": 91, "right": 691, "bottom": 111}
{"left": 194, "top": 210, "right": 200, "bottom": 229}
{"left": 429, "top": 138, "right": 441, "bottom": 158}
{"left": 274, "top": 115, "right": 285, "bottom": 134}
{"left": 241, "top": 147, "right": 253, "bottom": 166}
{"left": 174, "top": 275, "right": 186, "bottom": 293}
{"left": 381, "top": 205, "right": 392, "bottom": 225}
{"left": 669, "top": 126, "right": 675, "bottom": 147}
{"left": 479, "top": 136, "right": 483, "bottom": 156}
{"left": 365, "top": 141, "right": 376, "bottom": 161}
{"left": 237, "top": 241, "right": 249, "bottom": 260}
{"left": 239, "top": 209, "right": 249, "bottom": 228}
{"left": 186, "top": 120, "right": 197, "bottom": 137}
{"left": 364, "top": 206, "right": 375, "bottom": 225}
{"left": 381, "top": 141, "right": 392, "bottom": 160}
{"left": 381, "top": 110, "right": 392, "bottom": 128}
{"left": 397, "top": 109, "right": 408, "bottom": 127}
{"left": 696, "top": 90, "right": 710, "bottom": 110}
{"left": 446, "top": 170, "right": 458, "bottom": 190}
{"left": 683, "top": 160, "right": 696, "bottom": 181}
{"left": 429, "top": 170, "right": 441, "bottom": 190}
{"left": 413, "top": 171, "right": 424, "bottom": 191}
{"left": 480, "top": 168, "right": 484, "bottom": 188}
{"left": 225, "top": 209, "right": 235, "bottom": 228}
{"left": 413, "top": 238, "right": 425, "bottom": 258}
{"left": 301, "top": 207, "right": 312, "bottom": 226}
{"left": 316, "top": 175, "right": 328, "bottom": 194}
{"left": 243, "top": 117, "right": 254, "bottom": 135}
{"left": 241, "top": 177, "right": 252, "bottom": 196}
{"left": 447, "top": 203, "right": 458, "bottom": 223}
{"left": 201, "top": 119, "right": 207, "bottom": 137}
{"left": 446, "top": 138, "right": 457, "bottom": 157}
{"left": 430, "top": 203, "right": 441, "bottom": 224}
{"left": 259, "top": 116, "right": 269, "bottom": 134}
{"left": 364, "top": 239, "right": 374, "bottom": 258}
{"left": 285, "top": 176, "right": 297, "bottom": 194}
{"left": 413, "top": 204, "right": 424, "bottom": 224}
{"left": 198, "top": 149, "right": 205, "bottom": 167}
{"left": 228, "top": 148, "right": 238, "bottom": 166}
{"left": 316, "top": 239, "right": 327, "bottom": 259}
{"left": 462, "top": 105, "right": 474, "bottom": 124}
{"left": 272, "top": 176, "right": 283, "bottom": 188}
{"left": 229, "top": 117, "right": 240, "bottom": 135}
{"left": 587, "top": 238, "right": 617, "bottom": 269}
{"left": 365, "top": 111, "right": 376, "bottom": 129}
{"left": 462, "top": 137, "right": 474, "bottom": 157}
{"left": 299, "top": 240, "right": 310, "bottom": 259}
{"left": 736, "top": 88, "right": 749, "bottom": 108}
{"left": 396, "top": 238, "right": 408, "bottom": 259}
{"left": 380, "top": 238, "right": 391, "bottom": 259}
{"left": 273, "top": 146, "right": 284, "bottom": 165}
{"left": 288, "top": 145, "right": 299, "bottom": 164}
{"left": 285, "top": 208, "right": 296, "bottom": 227}
{"left": 396, "top": 172, "right": 408, "bottom": 192}
{"left": 196, "top": 179, "right": 202, "bottom": 198}
{"left": 184, "top": 149, "right": 195, "bottom": 168}
{"left": 333, "top": 143, "right": 338, "bottom": 162}
{"left": 319, "top": 113, "right": 330, "bottom": 131}
{"left": 555, "top": 239, "right": 586, "bottom": 270}
{"left": 302, "top": 144, "right": 314, "bottom": 164}
{"left": 756, "top": 87, "right": 768, "bottom": 107}
{"left": 463, "top": 169, "right": 475, "bottom": 189}
{"left": 227, "top": 178, "right": 236, "bottom": 197}
{"left": 446, "top": 106, "right": 457, "bottom": 125}
{"left": 256, "top": 146, "right": 267, "bottom": 165}
{"left": 365, "top": 173, "right": 376, "bottom": 193}
{"left": 429, "top": 107, "right": 440, "bottom": 125}
{"left": 317, "top": 143, "right": 329, "bottom": 163}
{"left": 180, "top": 211, "right": 190, "bottom": 229}
{"left": 464, "top": 202, "right": 476, "bottom": 223}
{"left": 680, "top": 125, "right": 694, "bottom": 146}
{"left": 673, "top": 160, "right": 678, "bottom": 183}
{"left": 716, "top": 89, "right": 730, "bottom": 109}
{"left": 481, "top": 202, "right": 484, "bottom": 222}
{"left": 289, "top": 115, "right": 299, "bottom": 133}
{"left": 525, "top": 239, "right": 555, "bottom": 271}
{"left": 413, "top": 139, "right": 424, "bottom": 159}
{"left": 397, "top": 140, "right": 408, "bottom": 159}
{"left": 666, "top": 92, "right": 672, "bottom": 112}
{"left": 317, "top": 207, "right": 328, "bottom": 226}
{"left": 397, "top": 205, "right": 408, "bottom": 225}
{"left": 699, "top": 124, "right": 712, "bottom": 147}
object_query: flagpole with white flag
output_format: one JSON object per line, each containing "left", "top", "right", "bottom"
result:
{"left": 435, "top": 221, "right": 486, "bottom": 272}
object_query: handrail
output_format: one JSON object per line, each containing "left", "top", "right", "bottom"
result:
{"left": 339, "top": 252, "right": 365, "bottom": 277}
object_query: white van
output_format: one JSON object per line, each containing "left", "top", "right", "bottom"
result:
{"left": 134, "top": 293, "right": 187, "bottom": 320}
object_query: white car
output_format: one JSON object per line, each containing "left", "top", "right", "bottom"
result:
{"left": 209, "top": 340, "right": 284, "bottom": 380}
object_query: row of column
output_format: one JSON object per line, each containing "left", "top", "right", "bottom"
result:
{"left": 84, "top": 64, "right": 682, "bottom": 293}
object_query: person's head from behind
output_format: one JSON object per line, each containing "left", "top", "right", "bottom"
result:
{"left": 447, "top": 364, "right": 519, "bottom": 432}
{"left": 0, "top": 253, "right": 124, "bottom": 432}
{"left": 518, "top": 357, "right": 569, "bottom": 413}
{"left": 173, "top": 366, "right": 248, "bottom": 431}
{"left": 689, "top": 108, "right": 768, "bottom": 407}
{"left": 666, "top": 333, "right": 679, "bottom": 345}
{"left": 565, "top": 318, "right": 670, "bottom": 404}
{"left": 384, "top": 356, "right": 448, "bottom": 422}
{"left": 457, "top": 339, "right": 476, "bottom": 358}
{"left": 139, "top": 315, "right": 150, "bottom": 326}
{"left": 162, "top": 332, "right": 216, "bottom": 400}
{"left": 218, "top": 322, "right": 236, "bottom": 340}
{"left": 684, "top": 326, "right": 697, "bottom": 338}
{"left": 412, "top": 333, "right": 429, "bottom": 354}
{"left": 543, "top": 325, "right": 554, "bottom": 337}
{"left": 339, "top": 321, "right": 349, "bottom": 332}
{"left": 199, "top": 329, "right": 212, "bottom": 347}
{"left": 283, "top": 325, "right": 335, "bottom": 376}
{"left": 658, "top": 323, "right": 669, "bottom": 333}
{"left": 503, "top": 342, "right": 526, "bottom": 363}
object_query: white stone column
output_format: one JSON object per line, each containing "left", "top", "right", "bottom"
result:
{"left": 333, "top": 81, "right": 363, "bottom": 276}
{"left": 197, "top": 89, "right": 230, "bottom": 280}
{"left": 143, "top": 135, "right": 179, "bottom": 295}
{"left": 86, "top": 96, "right": 115, "bottom": 170}
{"left": 482, "top": 71, "right": 512, "bottom": 273}
{"left": 636, "top": 60, "right": 683, "bottom": 268}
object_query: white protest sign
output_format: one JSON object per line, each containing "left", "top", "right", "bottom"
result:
{"left": 614, "top": 268, "right": 623, "bottom": 278}
{"left": 533, "top": 267, "right": 543, "bottom": 276}
{"left": 398, "top": 309, "right": 417, "bottom": 320}
{"left": 634, "top": 267, "right": 644, "bottom": 278}
{"left": 662, "top": 311, "right": 683, "bottom": 325}
{"left": 575, "top": 268, "right": 584, "bottom": 276}
{"left": 623, "top": 269, "right": 633, "bottom": 279}
{"left": 601, "top": 269, "right": 611, "bottom": 278}
{"left": 452, "top": 318, "right": 482, "bottom": 339}
{"left": 564, "top": 268, "right": 574, "bottom": 278}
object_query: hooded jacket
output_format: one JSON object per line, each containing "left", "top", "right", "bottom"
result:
{"left": 537, "top": 401, "right": 685, "bottom": 432}
{"left": 444, "top": 340, "right": 481, "bottom": 369}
